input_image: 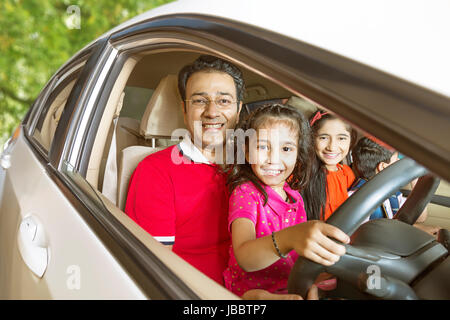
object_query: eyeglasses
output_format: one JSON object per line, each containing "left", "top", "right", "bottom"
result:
{"left": 185, "top": 96, "right": 237, "bottom": 108}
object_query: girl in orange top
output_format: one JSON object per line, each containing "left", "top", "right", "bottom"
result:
{"left": 303, "top": 111, "right": 357, "bottom": 221}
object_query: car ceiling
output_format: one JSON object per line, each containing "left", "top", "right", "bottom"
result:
{"left": 125, "top": 50, "right": 292, "bottom": 104}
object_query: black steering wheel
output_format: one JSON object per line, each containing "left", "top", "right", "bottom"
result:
{"left": 288, "top": 157, "right": 443, "bottom": 299}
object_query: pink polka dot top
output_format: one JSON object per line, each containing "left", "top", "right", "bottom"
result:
{"left": 223, "top": 181, "right": 308, "bottom": 296}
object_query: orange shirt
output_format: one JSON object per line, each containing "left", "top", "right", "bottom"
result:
{"left": 323, "top": 164, "right": 355, "bottom": 221}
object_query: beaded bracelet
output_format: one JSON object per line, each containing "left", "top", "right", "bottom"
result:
{"left": 271, "top": 232, "right": 287, "bottom": 259}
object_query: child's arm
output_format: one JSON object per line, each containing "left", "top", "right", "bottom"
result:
{"left": 231, "top": 218, "right": 281, "bottom": 272}
{"left": 407, "top": 178, "right": 428, "bottom": 223}
{"left": 231, "top": 219, "right": 350, "bottom": 272}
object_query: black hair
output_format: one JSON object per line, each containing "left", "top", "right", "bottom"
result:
{"left": 178, "top": 55, "right": 245, "bottom": 105}
{"left": 226, "top": 104, "right": 315, "bottom": 218}
{"left": 302, "top": 111, "right": 358, "bottom": 220}
{"left": 352, "top": 137, "right": 395, "bottom": 180}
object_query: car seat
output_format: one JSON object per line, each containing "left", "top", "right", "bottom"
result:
{"left": 116, "top": 74, "right": 186, "bottom": 210}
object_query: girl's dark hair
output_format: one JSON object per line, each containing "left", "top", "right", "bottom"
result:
{"left": 302, "top": 111, "right": 358, "bottom": 220}
{"left": 226, "top": 104, "right": 315, "bottom": 218}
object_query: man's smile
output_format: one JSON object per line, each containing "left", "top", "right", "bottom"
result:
{"left": 202, "top": 122, "right": 225, "bottom": 130}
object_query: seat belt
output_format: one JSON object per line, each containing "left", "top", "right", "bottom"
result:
{"left": 102, "top": 92, "right": 125, "bottom": 205}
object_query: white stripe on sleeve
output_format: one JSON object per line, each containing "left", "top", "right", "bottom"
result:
{"left": 153, "top": 236, "right": 175, "bottom": 245}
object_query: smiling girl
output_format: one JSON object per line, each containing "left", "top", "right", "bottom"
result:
{"left": 223, "top": 104, "right": 350, "bottom": 299}
{"left": 303, "top": 110, "right": 358, "bottom": 221}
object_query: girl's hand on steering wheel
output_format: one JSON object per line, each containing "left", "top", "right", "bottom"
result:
{"left": 282, "top": 221, "right": 350, "bottom": 266}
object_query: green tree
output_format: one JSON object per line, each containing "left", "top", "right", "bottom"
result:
{"left": 0, "top": 0, "right": 173, "bottom": 147}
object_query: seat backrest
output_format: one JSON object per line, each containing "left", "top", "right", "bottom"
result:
{"left": 117, "top": 74, "right": 187, "bottom": 210}
{"left": 117, "top": 145, "right": 165, "bottom": 210}
{"left": 116, "top": 116, "right": 141, "bottom": 153}
{"left": 286, "top": 96, "right": 318, "bottom": 119}
{"left": 101, "top": 91, "right": 126, "bottom": 203}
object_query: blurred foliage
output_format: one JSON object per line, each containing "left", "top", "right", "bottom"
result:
{"left": 0, "top": 0, "right": 174, "bottom": 147}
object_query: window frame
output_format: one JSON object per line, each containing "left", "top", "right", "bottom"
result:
{"left": 25, "top": 49, "right": 93, "bottom": 160}
{"left": 30, "top": 70, "right": 82, "bottom": 155}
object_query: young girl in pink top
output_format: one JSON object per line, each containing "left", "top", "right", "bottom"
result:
{"left": 223, "top": 104, "right": 350, "bottom": 299}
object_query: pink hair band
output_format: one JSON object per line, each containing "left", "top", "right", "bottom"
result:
{"left": 309, "top": 111, "right": 330, "bottom": 126}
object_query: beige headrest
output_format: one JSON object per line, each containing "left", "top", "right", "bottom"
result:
{"left": 139, "top": 74, "right": 186, "bottom": 138}
{"left": 286, "top": 96, "right": 319, "bottom": 119}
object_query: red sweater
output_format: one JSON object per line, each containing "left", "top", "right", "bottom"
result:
{"left": 125, "top": 145, "right": 230, "bottom": 285}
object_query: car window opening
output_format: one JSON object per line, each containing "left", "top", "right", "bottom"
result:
{"left": 83, "top": 50, "right": 450, "bottom": 297}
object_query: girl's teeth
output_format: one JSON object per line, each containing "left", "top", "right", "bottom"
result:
{"left": 264, "top": 169, "right": 281, "bottom": 175}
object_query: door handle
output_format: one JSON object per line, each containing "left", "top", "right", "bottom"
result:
{"left": 17, "top": 216, "right": 48, "bottom": 278}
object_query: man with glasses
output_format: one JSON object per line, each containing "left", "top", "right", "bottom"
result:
{"left": 125, "top": 55, "right": 244, "bottom": 286}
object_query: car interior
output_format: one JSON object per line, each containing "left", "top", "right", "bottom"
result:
{"left": 31, "top": 59, "right": 88, "bottom": 152}
{"left": 33, "top": 78, "right": 78, "bottom": 151}
{"left": 87, "top": 50, "right": 303, "bottom": 209}
{"left": 81, "top": 49, "right": 449, "bottom": 299}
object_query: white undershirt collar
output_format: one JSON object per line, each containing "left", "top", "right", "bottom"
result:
{"left": 178, "top": 135, "right": 211, "bottom": 165}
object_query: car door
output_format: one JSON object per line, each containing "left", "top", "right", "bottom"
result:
{"left": 0, "top": 42, "right": 149, "bottom": 299}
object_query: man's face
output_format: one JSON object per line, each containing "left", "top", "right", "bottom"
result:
{"left": 183, "top": 71, "right": 242, "bottom": 151}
